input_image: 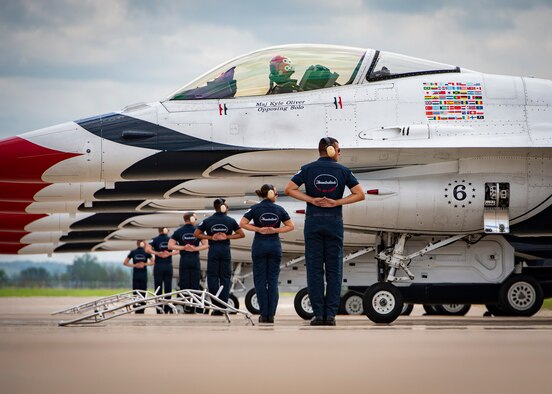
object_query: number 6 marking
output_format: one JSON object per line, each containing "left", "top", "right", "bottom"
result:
{"left": 453, "top": 185, "right": 467, "bottom": 201}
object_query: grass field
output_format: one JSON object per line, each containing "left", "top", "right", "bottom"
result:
{"left": 0, "top": 288, "right": 131, "bottom": 297}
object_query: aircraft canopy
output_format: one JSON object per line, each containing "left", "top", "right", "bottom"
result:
{"left": 167, "top": 45, "right": 459, "bottom": 100}
{"left": 168, "top": 45, "right": 366, "bottom": 100}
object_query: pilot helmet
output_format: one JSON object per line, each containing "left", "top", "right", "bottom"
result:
{"left": 269, "top": 55, "right": 295, "bottom": 84}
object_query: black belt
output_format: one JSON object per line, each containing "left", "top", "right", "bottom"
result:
{"left": 307, "top": 213, "right": 342, "bottom": 218}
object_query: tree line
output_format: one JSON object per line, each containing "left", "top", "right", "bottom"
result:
{"left": 0, "top": 254, "right": 135, "bottom": 289}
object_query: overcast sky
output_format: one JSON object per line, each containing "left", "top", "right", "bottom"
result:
{"left": 0, "top": 0, "right": 551, "bottom": 263}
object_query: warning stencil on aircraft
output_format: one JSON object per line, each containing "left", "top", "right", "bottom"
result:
{"left": 423, "top": 82, "right": 484, "bottom": 121}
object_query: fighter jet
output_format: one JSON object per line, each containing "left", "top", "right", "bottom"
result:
{"left": 1, "top": 44, "right": 551, "bottom": 323}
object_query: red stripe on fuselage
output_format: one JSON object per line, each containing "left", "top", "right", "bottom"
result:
{"left": 0, "top": 136, "right": 81, "bottom": 183}
{"left": 0, "top": 231, "right": 28, "bottom": 244}
{"left": 0, "top": 243, "right": 26, "bottom": 254}
{"left": 0, "top": 213, "right": 48, "bottom": 231}
{"left": 0, "top": 182, "right": 50, "bottom": 202}
{"left": 0, "top": 201, "right": 33, "bottom": 214}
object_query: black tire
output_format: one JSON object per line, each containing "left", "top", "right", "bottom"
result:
{"left": 244, "top": 288, "right": 260, "bottom": 315}
{"left": 499, "top": 275, "right": 544, "bottom": 317}
{"left": 294, "top": 287, "right": 314, "bottom": 320}
{"left": 401, "top": 303, "right": 414, "bottom": 316}
{"left": 342, "top": 291, "right": 364, "bottom": 315}
{"left": 227, "top": 293, "right": 239, "bottom": 314}
{"left": 434, "top": 304, "right": 471, "bottom": 316}
{"left": 485, "top": 303, "right": 510, "bottom": 316}
{"left": 423, "top": 304, "right": 439, "bottom": 315}
{"left": 362, "top": 282, "right": 404, "bottom": 324}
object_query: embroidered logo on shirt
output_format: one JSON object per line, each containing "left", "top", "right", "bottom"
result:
{"left": 314, "top": 174, "right": 338, "bottom": 193}
{"left": 211, "top": 225, "right": 229, "bottom": 233}
{"left": 182, "top": 233, "right": 196, "bottom": 244}
{"left": 259, "top": 213, "right": 279, "bottom": 227}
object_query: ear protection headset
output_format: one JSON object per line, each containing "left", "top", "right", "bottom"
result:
{"left": 139, "top": 241, "right": 145, "bottom": 248}
{"left": 215, "top": 198, "right": 227, "bottom": 213}
{"left": 162, "top": 227, "right": 169, "bottom": 235}
{"left": 324, "top": 137, "right": 336, "bottom": 158}
{"left": 267, "top": 189, "right": 275, "bottom": 199}
{"left": 189, "top": 214, "right": 196, "bottom": 224}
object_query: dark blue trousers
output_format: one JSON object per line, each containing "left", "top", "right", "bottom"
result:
{"left": 179, "top": 254, "right": 201, "bottom": 290}
{"left": 252, "top": 238, "right": 281, "bottom": 318}
{"left": 304, "top": 215, "right": 344, "bottom": 318}
{"left": 132, "top": 273, "right": 147, "bottom": 314}
{"left": 207, "top": 245, "right": 232, "bottom": 303}
{"left": 153, "top": 263, "right": 173, "bottom": 313}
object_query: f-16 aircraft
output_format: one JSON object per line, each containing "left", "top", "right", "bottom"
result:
{"left": 1, "top": 44, "right": 551, "bottom": 323}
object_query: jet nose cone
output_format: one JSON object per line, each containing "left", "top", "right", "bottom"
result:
{"left": 0, "top": 136, "right": 80, "bottom": 183}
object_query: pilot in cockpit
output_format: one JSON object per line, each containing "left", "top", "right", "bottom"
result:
{"left": 267, "top": 55, "right": 303, "bottom": 94}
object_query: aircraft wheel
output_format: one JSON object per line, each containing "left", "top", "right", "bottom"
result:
{"left": 401, "top": 303, "right": 414, "bottom": 316}
{"left": 423, "top": 304, "right": 439, "bottom": 315}
{"left": 342, "top": 291, "right": 364, "bottom": 315}
{"left": 363, "top": 282, "right": 403, "bottom": 324}
{"left": 294, "top": 287, "right": 314, "bottom": 320}
{"left": 227, "top": 293, "right": 239, "bottom": 314}
{"left": 499, "top": 275, "right": 543, "bottom": 317}
{"left": 434, "top": 304, "right": 471, "bottom": 316}
{"left": 244, "top": 288, "right": 260, "bottom": 315}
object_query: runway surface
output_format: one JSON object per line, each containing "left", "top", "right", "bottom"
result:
{"left": 1, "top": 296, "right": 551, "bottom": 394}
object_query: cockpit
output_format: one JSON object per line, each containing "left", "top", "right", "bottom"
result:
{"left": 167, "top": 45, "right": 459, "bottom": 100}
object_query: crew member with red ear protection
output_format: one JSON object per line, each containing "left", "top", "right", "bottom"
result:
{"left": 147, "top": 227, "right": 179, "bottom": 313}
{"left": 123, "top": 240, "right": 154, "bottom": 314}
{"left": 285, "top": 137, "right": 365, "bottom": 326}
{"left": 169, "top": 213, "right": 209, "bottom": 300}
{"left": 240, "top": 185, "right": 294, "bottom": 324}
{"left": 194, "top": 199, "right": 245, "bottom": 311}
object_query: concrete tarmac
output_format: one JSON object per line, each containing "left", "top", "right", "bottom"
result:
{"left": 1, "top": 296, "right": 551, "bottom": 394}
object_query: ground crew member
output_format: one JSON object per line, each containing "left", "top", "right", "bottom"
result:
{"left": 147, "top": 227, "right": 179, "bottom": 314}
{"left": 194, "top": 199, "right": 245, "bottom": 309}
{"left": 240, "top": 184, "right": 294, "bottom": 324}
{"left": 169, "top": 212, "right": 209, "bottom": 293}
{"left": 285, "top": 137, "right": 365, "bottom": 326}
{"left": 123, "top": 240, "right": 154, "bottom": 314}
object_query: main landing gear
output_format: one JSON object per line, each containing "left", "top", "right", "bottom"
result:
{"left": 362, "top": 233, "right": 467, "bottom": 324}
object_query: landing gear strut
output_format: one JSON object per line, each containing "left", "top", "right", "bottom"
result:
{"left": 363, "top": 232, "right": 467, "bottom": 324}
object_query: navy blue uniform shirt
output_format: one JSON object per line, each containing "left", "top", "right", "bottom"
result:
{"left": 197, "top": 212, "right": 240, "bottom": 246}
{"left": 149, "top": 234, "right": 172, "bottom": 264}
{"left": 290, "top": 157, "right": 359, "bottom": 216}
{"left": 243, "top": 199, "right": 291, "bottom": 240}
{"left": 127, "top": 247, "right": 151, "bottom": 275}
{"left": 171, "top": 224, "right": 200, "bottom": 256}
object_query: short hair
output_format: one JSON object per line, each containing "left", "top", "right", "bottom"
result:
{"left": 318, "top": 137, "right": 338, "bottom": 154}
{"left": 183, "top": 212, "right": 194, "bottom": 222}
